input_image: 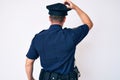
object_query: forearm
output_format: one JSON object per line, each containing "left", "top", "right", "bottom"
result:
{"left": 74, "top": 6, "right": 93, "bottom": 29}
{"left": 64, "top": 0, "right": 93, "bottom": 29}
{"left": 25, "top": 58, "right": 35, "bottom": 80}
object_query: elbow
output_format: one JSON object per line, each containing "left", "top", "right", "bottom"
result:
{"left": 87, "top": 22, "right": 93, "bottom": 30}
{"left": 25, "top": 58, "right": 34, "bottom": 67}
{"left": 25, "top": 62, "right": 32, "bottom": 67}
{"left": 90, "top": 22, "right": 94, "bottom": 28}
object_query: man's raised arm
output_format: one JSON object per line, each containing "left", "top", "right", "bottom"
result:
{"left": 64, "top": 0, "right": 93, "bottom": 29}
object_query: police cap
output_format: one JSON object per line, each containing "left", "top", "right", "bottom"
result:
{"left": 46, "top": 3, "right": 71, "bottom": 16}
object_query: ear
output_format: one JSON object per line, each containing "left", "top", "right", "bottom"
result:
{"left": 63, "top": 17, "right": 66, "bottom": 23}
{"left": 49, "top": 16, "right": 51, "bottom": 22}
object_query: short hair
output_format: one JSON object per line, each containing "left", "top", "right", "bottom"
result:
{"left": 50, "top": 15, "right": 65, "bottom": 23}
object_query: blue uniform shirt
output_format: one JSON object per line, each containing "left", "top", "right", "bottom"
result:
{"left": 26, "top": 24, "right": 89, "bottom": 74}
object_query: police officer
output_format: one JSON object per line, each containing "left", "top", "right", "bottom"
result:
{"left": 25, "top": 0, "right": 93, "bottom": 80}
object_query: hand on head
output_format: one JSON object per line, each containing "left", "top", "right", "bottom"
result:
{"left": 64, "top": 0, "right": 77, "bottom": 9}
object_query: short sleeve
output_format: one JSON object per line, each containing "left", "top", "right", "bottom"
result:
{"left": 71, "top": 24, "right": 89, "bottom": 45}
{"left": 26, "top": 35, "right": 39, "bottom": 60}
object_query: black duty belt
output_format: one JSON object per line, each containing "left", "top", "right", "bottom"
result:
{"left": 39, "top": 67, "right": 80, "bottom": 80}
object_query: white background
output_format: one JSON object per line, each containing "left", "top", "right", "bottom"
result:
{"left": 0, "top": 0, "right": 120, "bottom": 80}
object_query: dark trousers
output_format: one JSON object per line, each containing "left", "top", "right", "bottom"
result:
{"left": 39, "top": 69, "right": 78, "bottom": 80}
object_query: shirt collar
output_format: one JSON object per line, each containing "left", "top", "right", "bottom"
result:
{"left": 49, "top": 24, "right": 62, "bottom": 30}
